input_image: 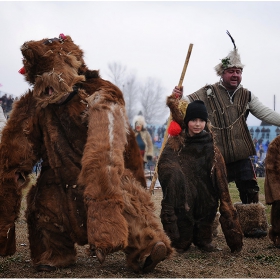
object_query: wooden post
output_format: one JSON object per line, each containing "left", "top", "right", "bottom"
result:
{"left": 178, "top": 44, "right": 193, "bottom": 88}
{"left": 149, "top": 43, "right": 193, "bottom": 194}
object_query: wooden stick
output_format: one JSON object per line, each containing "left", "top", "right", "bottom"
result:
{"left": 178, "top": 44, "right": 193, "bottom": 87}
{"left": 149, "top": 43, "right": 193, "bottom": 194}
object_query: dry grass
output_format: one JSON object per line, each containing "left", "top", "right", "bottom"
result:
{"left": 1, "top": 175, "right": 280, "bottom": 278}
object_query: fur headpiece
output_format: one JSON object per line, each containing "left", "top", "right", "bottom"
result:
{"left": 214, "top": 30, "right": 245, "bottom": 76}
{"left": 133, "top": 115, "right": 146, "bottom": 128}
{"left": 18, "top": 34, "right": 99, "bottom": 108}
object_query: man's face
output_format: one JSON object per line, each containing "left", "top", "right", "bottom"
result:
{"left": 221, "top": 67, "right": 242, "bottom": 90}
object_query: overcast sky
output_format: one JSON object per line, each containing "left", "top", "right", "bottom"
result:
{"left": 1, "top": 1, "right": 280, "bottom": 126}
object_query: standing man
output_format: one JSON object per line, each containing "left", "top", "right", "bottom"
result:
{"left": 172, "top": 31, "right": 280, "bottom": 238}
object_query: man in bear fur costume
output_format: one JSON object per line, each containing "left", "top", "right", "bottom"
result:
{"left": 157, "top": 94, "right": 243, "bottom": 253}
{"left": 264, "top": 135, "right": 280, "bottom": 248}
{"left": 0, "top": 34, "right": 173, "bottom": 273}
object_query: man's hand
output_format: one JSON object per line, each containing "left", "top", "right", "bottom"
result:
{"left": 172, "top": 86, "right": 183, "bottom": 99}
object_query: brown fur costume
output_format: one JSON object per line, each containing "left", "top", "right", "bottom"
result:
{"left": 158, "top": 94, "right": 243, "bottom": 253}
{"left": 0, "top": 34, "right": 173, "bottom": 272}
{"left": 265, "top": 135, "right": 280, "bottom": 247}
{"left": 234, "top": 202, "right": 268, "bottom": 238}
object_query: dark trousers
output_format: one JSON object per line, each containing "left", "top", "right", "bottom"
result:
{"left": 226, "top": 158, "right": 259, "bottom": 204}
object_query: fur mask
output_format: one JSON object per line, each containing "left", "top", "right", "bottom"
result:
{"left": 19, "top": 34, "right": 88, "bottom": 107}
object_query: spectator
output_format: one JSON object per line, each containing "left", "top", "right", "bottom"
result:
{"left": 133, "top": 115, "right": 154, "bottom": 168}
{"left": 0, "top": 93, "right": 8, "bottom": 116}
{"left": 157, "top": 126, "right": 162, "bottom": 141}
{"left": 255, "top": 127, "right": 260, "bottom": 138}
{"left": 265, "top": 127, "right": 270, "bottom": 140}
{"left": 250, "top": 127, "right": 254, "bottom": 139}
{"left": 0, "top": 104, "right": 6, "bottom": 141}
{"left": 261, "top": 127, "right": 266, "bottom": 139}
{"left": 161, "top": 125, "right": 166, "bottom": 140}
{"left": 259, "top": 144, "right": 264, "bottom": 161}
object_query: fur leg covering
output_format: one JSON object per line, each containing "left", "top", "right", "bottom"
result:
{"left": 0, "top": 180, "right": 18, "bottom": 256}
{"left": 160, "top": 203, "right": 180, "bottom": 244}
{"left": 161, "top": 204, "right": 193, "bottom": 252}
{"left": 0, "top": 100, "right": 36, "bottom": 256}
{"left": 234, "top": 202, "right": 268, "bottom": 238}
{"left": 269, "top": 200, "right": 280, "bottom": 248}
{"left": 0, "top": 173, "right": 32, "bottom": 256}
{"left": 26, "top": 173, "right": 80, "bottom": 268}
{"left": 78, "top": 93, "right": 131, "bottom": 259}
{"left": 121, "top": 171, "right": 174, "bottom": 273}
{"left": 264, "top": 135, "right": 280, "bottom": 247}
{"left": 193, "top": 221, "right": 215, "bottom": 252}
{"left": 212, "top": 159, "right": 243, "bottom": 253}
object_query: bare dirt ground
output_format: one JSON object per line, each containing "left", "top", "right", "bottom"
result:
{"left": 1, "top": 186, "right": 280, "bottom": 278}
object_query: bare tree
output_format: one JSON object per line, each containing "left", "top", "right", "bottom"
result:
{"left": 122, "top": 74, "right": 141, "bottom": 124}
{"left": 107, "top": 62, "right": 140, "bottom": 124}
{"left": 107, "top": 62, "right": 127, "bottom": 88}
{"left": 139, "top": 78, "right": 169, "bottom": 125}
{"left": 107, "top": 62, "right": 169, "bottom": 126}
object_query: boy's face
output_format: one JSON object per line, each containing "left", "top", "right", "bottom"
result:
{"left": 188, "top": 118, "right": 206, "bottom": 136}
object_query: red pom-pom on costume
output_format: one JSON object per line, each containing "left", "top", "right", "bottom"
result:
{"left": 59, "top": 33, "right": 67, "bottom": 40}
{"left": 168, "top": 121, "right": 182, "bottom": 136}
{"left": 18, "top": 67, "right": 25, "bottom": 75}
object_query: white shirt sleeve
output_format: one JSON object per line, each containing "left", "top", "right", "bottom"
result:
{"left": 182, "top": 96, "right": 191, "bottom": 103}
{"left": 249, "top": 93, "right": 280, "bottom": 126}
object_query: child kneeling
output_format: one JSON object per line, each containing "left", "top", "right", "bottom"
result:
{"left": 158, "top": 98, "right": 243, "bottom": 253}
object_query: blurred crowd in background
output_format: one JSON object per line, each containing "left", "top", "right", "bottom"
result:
{"left": 0, "top": 92, "right": 18, "bottom": 118}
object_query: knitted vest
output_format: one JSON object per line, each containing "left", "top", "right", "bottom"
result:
{"left": 188, "top": 83, "right": 256, "bottom": 164}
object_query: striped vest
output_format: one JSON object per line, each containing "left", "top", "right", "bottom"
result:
{"left": 188, "top": 83, "right": 256, "bottom": 164}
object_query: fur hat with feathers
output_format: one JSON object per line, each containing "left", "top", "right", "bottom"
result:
{"left": 214, "top": 30, "right": 245, "bottom": 76}
{"left": 133, "top": 115, "right": 146, "bottom": 128}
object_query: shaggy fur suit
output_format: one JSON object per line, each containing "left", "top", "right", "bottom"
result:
{"left": 158, "top": 95, "right": 243, "bottom": 253}
{"left": 0, "top": 34, "right": 173, "bottom": 273}
{"left": 265, "top": 135, "right": 280, "bottom": 248}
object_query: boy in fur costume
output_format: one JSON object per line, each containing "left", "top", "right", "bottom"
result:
{"left": 264, "top": 135, "right": 280, "bottom": 248}
{"left": 0, "top": 34, "right": 174, "bottom": 273}
{"left": 158, "top": 97, "right": 243, "bottom": 253}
